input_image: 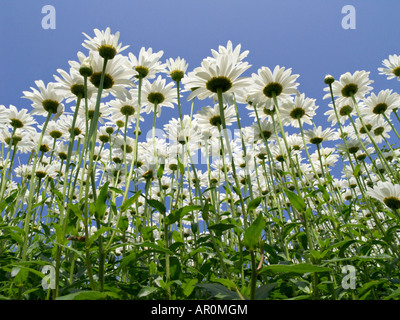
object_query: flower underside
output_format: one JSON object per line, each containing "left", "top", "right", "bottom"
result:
{"left": 120, "top": 105, "right": 135, "bottom": 116}
{"left": 70, "top": 84, "right": 86, "bottom": 98}
{"left": 372, "top": 103, "right": 388, "bottom": 115}
{"left": 290, "top": 107, "right": 306, "bottom": 119}
{"left": 339, "top": 105, "right": 353, "bottom": 116}
{"left": 10, "top": 119, "right": 24, "bottom": 129}
{"left": 341, "top": 83, "right": 358, "bottom": 98}
{"left": 393, "top": 66, "right": 400, "bottom": 77}
{"left": 209, "top": 115, "right": 222, "bottom": 127}
{"left": 384, "top": 196, "right": 400, "bottom": 210}
{"left": 42, "top": 99, "right": 60, "bottom": 114}
{"left": 263, "top": 82, "right": 283, "bottom": 98}
{"left": 206, "top": 76, "right": 232, "bottom": 93}
{"left": 135, "top": 66, "right": 149, "bottom": 79}
{"left": 90, "top": 72, "right": 114, "bottom": 89}
{"left": 98, "top": 45, "right": 117, "bottom": 60}
{"left": 147, "top": 92, "right": 165, "bottom": 105}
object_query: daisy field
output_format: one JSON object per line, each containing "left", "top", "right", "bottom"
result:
{"left": 1, "top": 1, "right": 400, "bottom": 301}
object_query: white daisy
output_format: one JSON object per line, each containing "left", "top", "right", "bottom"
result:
{"left": 210, "top": 40, "right": 249, "bottom": 64}
{"left": 304, "top": 126, "right": 337, "bottom": 145}
{"left": 323, "top": 70, "right": 373, "bottom": 104}
{"left": 54, "top": 67, "right": 96, "bottom": 102}
{"left": 361, "top": 89, "right": 400, "bottom": 121}
{"left": 165, "top": 57, "right": 188, "bottom": 82}
{"left": 128, "top": 47, "right": 166, "bottom": 80}
{"left": 82, "top": 27, "right": 129, "bottom": 60}
{"left": 1, "top": 104, "right": 37, "bottom": 133}
{"left": 140, "top": 76, "right": 177, "bottom": 117}
{"left": 279, "top": 93, "right": 318, "bottom": 128}
{"left": 248, "top": 65, "right": 300, "bottom": 107}
{"left": 88, "top": 51, "right": 135, "bottom": 99}
{"left": 324, "top": 99, "right": 357, "bottom": 126}
{"left": 367, "top": 181, "right": 400, "bottom": 211}
{"left": 182, "top": 53, "right": 251, "bottom": 103}
{"left": 378, "top": 54, "right": 400, "bottom": 81}
{"left": 194, "top": 103, "right": 237, "bottom": 135}
{"left": 108, "top": 95, "right": 143, "bottom": 125}
{"left": 22, "top": 80, "right": 64, "bottom": 116}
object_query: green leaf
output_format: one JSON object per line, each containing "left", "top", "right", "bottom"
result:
{"left": 383, "top": 287, "right": 400, "bottom": 300}
{"left": 87, "top": 227, "right": 113, "bottom": 247}
{"left": 247, "top": 197, "right": 263, "bottom": 212}
{"left": 196, "top": 283, "right": 241, "bottom": 300}
{"left": 95, "top": 182, "right": 109, "bottom": 220}
{"left": 202, "top": 200, "right": 210, "bottom": 221}
{"left": 255, "top": 283, "right": 278, "bottom": 300}
{"left": 282, "top": 222, "right": 300, "bottom": 240}
{"left": 137, "top": 286, "right": 157, "bottom": 298}
{"left": 244, "top": 213, "right": 265, "bottom": 251}
{"left": 262, "top": 263, "right": 331, "bottom": 274}
{"left": 183, "top": 278, "right": 198, "bottom": 297}
{"left": 211, "top": 278, "right": 238, "bottom": 290}
{"left": 137, "top": 242, "right": 174, "bottom": 255}
{"left": 56, "top": 291, "right": 108, "bottom": 300}
{"left": 160, "top": 256, "right": 183, "bottom": 281}
{"left": 323, "top": 254, "right": 393, "bottom": 263}
{"left": 147, "top": 199, "right": 166, "bottom": 215}
{"left": 165, "top": 205, "right": 202, "bottom": 225}
{"left": 354, "top": 163, "right": 361, "bottom": 177}
{"left": 339, "top": 239, "right": 359, "bottom": 258}
{"left": 208, "top": 223, "right": 236, "bottom": 232}
{"left": 120, "top": 191, "right": 141, "bottom": 212}
{"left": 284, "top": 189, "right": 306, "bottom": 212}
{"left": 118, "top": 216, "right": 129, "bottom": 231}
{"left": 317, "top": 184, "right": 330, "bottom": 202}
{"left": 177, "top": 156, "right": 185, "bottom": 175}
{"left": 67, "top": 203, "right": 85, "bottom": 224}
{"left": 157, "top": 164, "right": 165, "bottom": 179}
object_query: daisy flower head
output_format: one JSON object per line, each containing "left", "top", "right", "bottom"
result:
{"left": 82, "top": 27, "right": 129, "bottom": 60}
{"left": 0, "top": 127, "right": 34, "bottom": 153}
{"left": 141, "top": 76, "right": 177, "bottom": 117}
{"left": 88, "top": 51, "right": 135, "bottom": 100}
{"left": 165, "top": 57, "right": 188, "bottom": 82}
{"left": 324, "top": 99, "right": 357, "bottom": 126}
{"left": 69, "top": 51, "right": 94, "bottom": 78}
{"left": 22, "top": 80, "right": 64, "bottom": 117}
{"left": 108, "top": 95, "right": 143, "bottom": 125}
{"left": 43, "top": 120, "right": 63, "bottom": 141}
{"left": 279, "top": 93, "right": 318, "bottom": 128}
{"left": 246, "top": 98, "right": 277, "bottom": 122}
{"left": 378, "top": 54, "right": 400, "bottom": 81}
{"left": 57, "top": 114, "right": 86, "bottom": 140}
{"left": 250, "top": 119, "right": 276, "bottom": 143}
{"left": 323, "top": 70, "right": 373, "bottom": 103}
{"left": 54, "top": 67, "right": 96, "bottom": 102}
{"left": 210, "top": 40, "right": 249, "bottom": 64}
{"left": 310, "top": 147, "right": 339, "bottom": 168}
{"left": 1, "top": 104, "right": 37, "bottom": 133}
{"left": 367, "top": 181, "right": 400, "bottom": 211}
{"left": 369, "top": 117, "right": 392, "bottom": 144}
{"left": 361, "top": 89, "right": 400, "bottom": 121}
{"left": 182, "top": 52, "right": 251, "bottom": 104}
{"left": 304, "top": 126, "right": 337, "bottom": 145}
{"left": 194, "top": 103, "right": 237, "bottom": 135}
{"left": 164, "top": 116, "right": 201, "bottom": 151}
{"left": 128, "top": 47, "right": 166, "bottom": 80}
{"left": 248, "top": 65, "right": 300, "bottom": 106}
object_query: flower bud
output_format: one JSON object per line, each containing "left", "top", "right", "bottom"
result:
{"left": 324, "top": 74, "right": 335, "bottom": 85}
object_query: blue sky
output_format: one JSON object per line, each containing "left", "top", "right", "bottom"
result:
{"left": 1, "top": 0, "right": 400, "bottom": 172}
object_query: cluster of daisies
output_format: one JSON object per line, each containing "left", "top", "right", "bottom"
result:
{"left": 1, "top": 27, "right": 400, "bottom": 249}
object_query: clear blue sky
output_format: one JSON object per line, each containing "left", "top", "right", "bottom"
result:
{"left": 1, "top": 0, "right": 399, "bottom": 164}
